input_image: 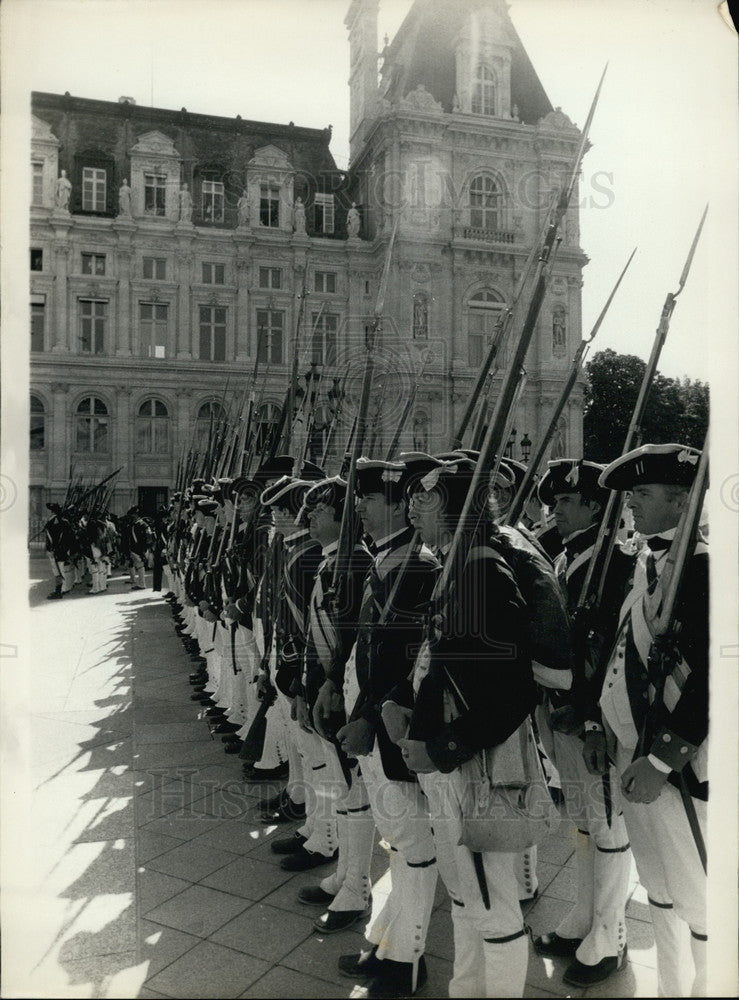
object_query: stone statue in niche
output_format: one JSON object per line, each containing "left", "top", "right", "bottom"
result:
{"left": 118, "top": 179, "right": 132, "bottom": 217}
{"left": 55, "top": 169, "right": 72, "bottom": 210}
{"left": 293, "top": 197, "right": 306, "bottom": 233}
{"left": 178, "top": 183, "right": 193, "bottom": 223}
{"left": 413, "top": 295, "right": 428, "bottom": 339}
{"left": 346, "top": 202, "right": 360, "bottom": 239}
{"left": 552, "top": 308, "right": 567, "bottom": 354}
{"left": 551, "top": 419, "right": 566, "bottom": 459}
{"left": 237, "top": 189, "right": 250, "bottom": 227}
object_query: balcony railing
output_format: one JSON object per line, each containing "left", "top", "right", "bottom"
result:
{"left": 461, "top": 226, "right": 516, "bottom": 244}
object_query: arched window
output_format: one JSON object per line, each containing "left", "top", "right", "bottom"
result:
{"left": 413, "top": 410, "right": 430, "bottom": 453}
{"left": 255, "top": 402, "right": 282, "bottom": 455}
{"left": 30, "top": 395, "right": 45, "bottom": 451}
{"left": 469, "top": 175, "right": 501, "bottom": 230}
{"left": 195, "top": 400, "right": 225, "bottom": 452}
{"left": 471, "top": 65, "right": 496, "bottom": 116}
{"left": 75, "top": 396, "right": 109, "bottom": 453}
{"left": 137, "top": 398, "right": 169, "bottom": 455}
{"left": 468, "top": 289, "right": 506, "bottom": 367}
{"left": 552, "top": 306, "right": 567, "bottom": 355}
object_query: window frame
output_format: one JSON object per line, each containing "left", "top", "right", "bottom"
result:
{"left": 310, "top": 311, "right": 338, "bottom": 367}
{"left": 202, "top": 262, "right": 226, "bottom": 285}
{"left": 31, "top": 301, "right": 45, "bottom": 353}
{"left": 143, "top": 256, "right": 166, "bottom": 281}
{"left": 259, "top": 183, "right": 280, "bottom": 228}
{"left": 469, "top": 175, "right": 501, "bottom": 230}
{"left": 471, "top": 65, "right": 497, "bottom": 116}
{"left": 255, "top": 309, "right": 284, "bottom": 364}
{"left": 140, "top": 301, "right": 169, "bottom": 359}
{"left": 75, "top": 395, "right": 109, "bottom": 454}
{"left": 30, "top": 395, "right": 45, "bottom": 451}
{"left": 467, "top": 290, "right": 506, "bottom": 368}
{"left": 201, "top": 178, "right": 225, "bottom": 223}
{"left": 81, "top": 166, "right": 107, "bottom": 212}
{"left": 32, "top": 161, "right": 44, "bottom": 206}
{"left": 31, "top": 248, "right": 43, "bottom": 272}
{"left": 79, "top": 298, "right": 107, "bottom": 355}
{"left": 136, "top": 398, "right": 170, "bottom": 455}
{"left": 314, "top": 193, "right": 335, "bottom": 234}
{"left": 258, "top": 266, "right": 282, "bottom": 290}
{"left": 81, "top": 252, "right": 106, "bottom": 276}
{"left": 314, "top": 270, "right": 337, "bottom": 294}
{"left": 198, "top": 305, "right": 227, "bottom": 362}
{"left": 144, "top": 172, "right": 167, "bottom": 217}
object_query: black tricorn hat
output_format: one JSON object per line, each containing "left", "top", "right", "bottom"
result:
{"left": 355, "top": 458, "right": 407, "bottom": 501}
{"left": 255, "top": 455, "right": 294, "bottom": 484}
{"left": 599, "top": 443, "right": 703, "bottom": 491}
{"left": 538, "top": 459, "right": 609, "bottom": 508}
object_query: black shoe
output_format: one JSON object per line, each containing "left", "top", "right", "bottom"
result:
{"left": 533, "top": 931, "right": 583, "bottom": 958}
{"left": 262, "top": 790, "right": 285, "bottom": 812}
{"left": 47, "top": 591, "right": 64, "bottom": 600}
{"left": 222, "top": 733, "right": 241, "bottom": 743}
{"left": 213, "top": 722, "right": 240, "bottom": 734}
{"left": 298, "top": 885, "right": 336, "bottom": 907}
{"left": 242, "top": 762, "right": 289, "bottom": 782}
{"left": 313, "top": 901, "right": 371, "bottom": 934}
{"left": 270, "top": 833, "right": 308, "bottom": 855}
{"left": 191, "top": 693, "right": 213, "bottom": 703}
{"left": 261, "top": 802, "right": 306, "bottom": 824}
{"left": 224, "top": 741, "right": 244, "bottom": 754}
{"left": 280, "top": 847, "right": 337, "bottom": 872}
{"left": 563, "top": 948, "right": 628, "bottom": 987}
{"left": 205, "top": 707, "right": 227, "bottom": 718}
{"left": 338, "top": 946, "right": 383, "bottom": 979}
{"left": 366, "top": 956, "right": 427, "bottom": 997}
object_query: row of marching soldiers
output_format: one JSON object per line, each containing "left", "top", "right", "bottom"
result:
{"left": 44, "top": 502, "right": 164, "bottom": 598}
{"left": 163, "top": 440, "right": 707, "bottom": 998}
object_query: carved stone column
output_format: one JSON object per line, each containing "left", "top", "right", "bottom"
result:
{"left": 51, "top": 244, "right": 71, "bottom": 352}
{"left": 50, "top": 382, "right": 70, "bottom": 482}
{"left": 116, "top": 247, "right": 133, "bottom": 356}
{"left": 234, "top": 256, "right": 250, "bottom": 362}
{"left": 176, "top": 252, "right": 193, "bottom": 359}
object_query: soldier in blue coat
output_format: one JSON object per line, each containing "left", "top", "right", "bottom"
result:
{"left": 597, "top": 443, "right": 708, "bottom": 997}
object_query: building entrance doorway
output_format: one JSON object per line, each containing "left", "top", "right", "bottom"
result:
{"left": 138, "top": 486, "right": 168, "bottom": 518}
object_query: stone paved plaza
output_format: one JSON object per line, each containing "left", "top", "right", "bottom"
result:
{"left": 4, "top": 557, "right": 661, "bottom": 998}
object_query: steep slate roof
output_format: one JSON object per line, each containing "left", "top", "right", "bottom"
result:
{"left": 380, "top": 0, "right": 553, "bottom": 124}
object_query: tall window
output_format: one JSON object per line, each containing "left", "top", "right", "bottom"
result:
{"left": 469, "top": 175, "right": 501, "bottom": 230}
{"left": 255, "top": 309, "right": 284, "bottom": 363}
{"left": 144, "top": 173, "right": 166, "bottom": 216}
{"left": 468, "top": 290, "right": 505, "bottom": 368}
{"left": 471, "top": 65, "right": 496, "bottom": 115}
{"left": 552, "top": 306, "right": 567, "bottom": 355}
{"left": 311, "top": 312, "right": 338, "bottom": 366}
{"left": 202, "top": 179, "right": 224, "bottom": 222}
{"left": 31, "top": 248, "right": 43, "bottom": 271}
{"left": 199, "top": 305, "right": 226, "bottom": 361}
{"left": 143, "top": 257, "right": 166, "bottom": 280}
{"left": 140, "top": 303, "right": 168, "bottom": 358}
{"left": 195, "top": 400, "right": 225, "bottom": 451}
{"left": 79, "top": 299, "right": 106, "bottom": 354}
{"left": 259, "top": 267, "right": 282, "bottom": 289}
{"left": 31, "top": 302, "right": 45, "bottom": 352}
{"left": 32, "top": 161, "right": 44, "bottom": 206}
{"left": 137, "top": 399, "right": 169, "bottom": 454}
{"left": 30, "top": 395, "right": 45, "bottom": 451}
{"left": 82, "top": 252, "right": 106, "bottom": 275}
{"left": 314, "top": 271, "right": 336, "bottom": 294}
{"left": 259, "top": 184, "right": 280, "bottom": 227}
{"left": 76, "top": 396, "right": 109, "bottom": 453}
{"left": 202, "top": 262, "right": 225, "bottom": 285}
{"left": 255, "top": 402, "right": 282, "bottom": 453}
{"left": 82, "top": 167, "right": 106, "bottom": 211}
{"left": 314, "top": 193, "right": 335, "bottom": 234}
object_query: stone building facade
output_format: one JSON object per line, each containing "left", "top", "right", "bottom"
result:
{"left": 29, "top": 0, "right": 587, "bottom": 533}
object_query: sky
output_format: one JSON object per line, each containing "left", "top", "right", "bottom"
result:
{"left": 2, "top": 0, "right": 737, "bottom": 385}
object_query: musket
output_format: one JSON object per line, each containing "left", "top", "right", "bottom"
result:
{"left": 577, "top": 207, "right": 708, "bottom": 615}
{"left": 641, "top": 430, "right": 709, "bottom": 873}
{"left": 505, "top": 247, "right": 638, "bottom": 526}
{"left": 329, "top": 216, "right": 399, "bottom": 600}
{"left": 434, "top": 66, "right": 607, "bottom": 599}
{"left": 385, "top": 345, "right": 431, "bottom": 461}
{"left": 321, "top": 374, "right": 349, "bottom": 470}
{"left": 285, "top": 277, "right": 308, "bottom": 450}
{"left": 452, "top": 201, "right": 555, "bottom": 448}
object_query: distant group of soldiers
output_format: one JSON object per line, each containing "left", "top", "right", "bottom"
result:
{"left": 43, "top": 503, "right": 163, "bottom": 597}
{"left": 161, "top": 439, "right": 708, "bottom": 998}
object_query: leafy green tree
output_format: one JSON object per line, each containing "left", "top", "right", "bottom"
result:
{"left": 583, "top": 349, "right": 709, "bottom": 461}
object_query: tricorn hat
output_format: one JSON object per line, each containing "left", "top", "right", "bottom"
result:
{"left": 598, "top": 443, "right": 703, "bottom": 491}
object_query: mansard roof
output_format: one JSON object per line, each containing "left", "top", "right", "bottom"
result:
{"left": 381, "top": 0, "right": 553, "bottom": 124}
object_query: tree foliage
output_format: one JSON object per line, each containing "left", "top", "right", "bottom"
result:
{"left": 582, "top": 349, "right": 709, "bottom": 462}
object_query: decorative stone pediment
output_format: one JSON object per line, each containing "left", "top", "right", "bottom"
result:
{"left": 130, "top": 130, "right": 179, "bottom": 157}
{"left": 400, "top": 85, "right": 443, "bottom": 114}
{"left": 248, "top": 144, "right": 293, "bottom": 172}
{"left": 32, "top": 115, "right": 59, "bottom": 146}
{"left": 539, "top": 107, "right": 577, "bottom": 131}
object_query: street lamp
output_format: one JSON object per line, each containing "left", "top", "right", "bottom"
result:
{"left": 520, "top": 433, "right": 532, "bottom": 462}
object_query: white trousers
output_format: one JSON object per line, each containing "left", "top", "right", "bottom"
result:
{"left": 552, "top": 730, "right": 631, "bottom": 965}
{"left": 361, "top": 742, "right": 437, "bottom": 964}
{"left": 614, "top": 742, "right": 706, "bottom": 996}
{"left": 419, "top": 766, "right": 528, "bottom": 998}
